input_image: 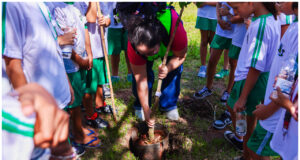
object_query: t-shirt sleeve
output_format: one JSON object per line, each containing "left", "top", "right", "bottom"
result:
{"left": 245, "top": 24, "right": 271, "bottom": 72}
{"left": 170, "top": 9, "right": 187, "bottom": 52}
{"left": 127, "top": 41, "right": 147, "bottom": 65}
{"left": 3, "top": 3, "right": 24, "bottom": 59}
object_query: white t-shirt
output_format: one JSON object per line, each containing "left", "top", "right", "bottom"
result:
{"left": 197, "top": 5, "right": 217, "bottom": 20}
{"left": 2, "top": 2, "right": 71, "bottom": 109}
{"left": 231, "top": 23, "right": 247, "bottom": 48}
{"left": 259, "top": 21, "right": 298, "bottom": 133}
{"left": 87, "top": 2, "right": 111, "bottom": 59}
{"left": 270, "top": 83, "right": 298, "bottom": 160}
{"left": 215, "top": 2, "right": 235, "bottom": 38}
{"left": 2, "top": 60, "right": 13, "bottom": 95}
{"left": 54, "top": 2, "right": 88, "bottom": 73}
{"left": 278, "top": 13, "right": 295, "bottom": 25}
{"left": 234, "top": 14, "right": 281, "bottom": 81}
{"left": 108, "top": 2, "right": 123, "bottom": 28}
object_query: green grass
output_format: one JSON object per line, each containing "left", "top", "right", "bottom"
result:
{"left": 81, "top": 3, "right": 279, "bottom": 160}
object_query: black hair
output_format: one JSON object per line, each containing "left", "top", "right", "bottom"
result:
{"left": 116, "top": 2, "right": 169, "bottom": 49}
{"left": 262, "top": 2, "right": 278, "bottom": 20}
{"left": 292, "top": 2, "right": 298, "bottom": 10}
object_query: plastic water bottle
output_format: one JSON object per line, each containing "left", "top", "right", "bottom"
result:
{"left": 61, "top": 19, "right": 76, "bottom": 59}
{"left": 271, "top": 53, "right": 298, "bottom": 98}
{"left": 236, "top": 111, "right": 247, "bottom": 137}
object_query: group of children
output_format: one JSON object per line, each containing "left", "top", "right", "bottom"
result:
{"left": 194, "top": 2, "right": 298, "bottom": 160}
{"left": 2, "top": 2, "right": 298, "bottom": 160}
{"left": 2, "top": 2, "right": 132, "bottom": 159}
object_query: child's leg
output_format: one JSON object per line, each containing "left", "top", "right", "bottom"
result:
{"left": 82, "top": 93, "right": 94, "bottom": 117}
{"left": 95, "top": 85, "right": 104, "bottom": 107}
{"left": 124, "top": 51, "right": 132, "bottom": 75}
{"left": 226, "top": 58, "right": 237, "bottom": 92}
{"left": 206, "top": 48, "right": 223, "bottom": 89}
{"left": 200, "top": 29, "right": 209, "bottom": 66}
{"left": 208, "top": 31, "right": 215, "bottom": 45}
{"left": 244, "top": 115, "right": 257, "bottom": 160}
{"left": 111, "top": 54, "right": 120, "bottom": 77}
{"left": 223, "top": 49, "right": 229, "bottom": 70}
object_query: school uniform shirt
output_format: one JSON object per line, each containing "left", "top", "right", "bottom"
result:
{"left": 2, "top": 94, "right": 36, "bottom": 160}
{"left": 231, "top": 23, "right": 247, "bottom": 48}
{"left": 270, "top": 83, "right": 298, "bottom": 160}
{"left": 2, "top": 60, "right": 13, "bottom": 95}
{"left": 108, "top": 2, "right": 123, "bottom": 28}
{"left": 234, "top": 14, "right": 281, "bottom": 81}
{"left": 278, "top": 13, "right": 295, "bottom": 25}
{"left": 259, "top": 21, "right": 298, "bottom": 133}
{"left": 87, "top": 2, "right": 111, "bottom": 59}
{"left": 215, "top": 2, "right": 235, "bottom": 38}
{"left": 54, "top": 2, "right": 88, "bottom": 73}
{"left": 2, "top": 2, "right": 71, "bottom": 109}
{"left": 197, "top": 5, "right": 217, "bottom": 20}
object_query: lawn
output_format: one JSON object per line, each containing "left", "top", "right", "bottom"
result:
{"left": 82, "top": 3, "right": 252, "bottom": 160}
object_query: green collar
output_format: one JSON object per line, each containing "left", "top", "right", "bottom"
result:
{"left": 252, "top": 13, "right": 272, "bottom": 21}
{"left": 294, "top": 16, "right": 298, "bottom": 22}
{"left": 64, "top": 2, "right": 74, "bottom": 5}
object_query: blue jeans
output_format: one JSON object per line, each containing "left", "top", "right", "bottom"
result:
{"left": 132, "top": 59, "right": 183, "bottom": 112}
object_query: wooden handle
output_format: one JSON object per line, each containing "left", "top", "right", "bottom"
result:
{"left": 96, "top": 3, "right": 118, "bottom": 122}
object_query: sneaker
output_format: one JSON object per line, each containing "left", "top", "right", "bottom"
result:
{"left": 127, "top": 74, "right": 133, "bottom": 82}
{"left": 95, "top": 105, "right": 112, "bottom": 114}
{"left": 224, "top": 130, "right": 243, "bottom": 152}
{"left": 213, "top": 110, "right": 232, "bottom": 129}
{"left": 103, "top": 84, "right": 111, "bottom": 98}
{"left": 166, "top": 108, "right": 179, "bottom": 120}
{"left": 135, "top": 109, "right": 145, "bottom": 121}
{"left": 71, "top": 142, "right": 86, "bottom": 157}
{"left": 86, "top": 116, "right": 109, "bottom": 129}
{"left": 197, "top": 66, "right": 207, "bottom": 78}
{"left": 193, "top": 87, "right": 212, "bottom": 99}
{"left": 215, "top": 69, "right": 229, "bottom": 79}
{"left": 220, "top": 91, "right": 230, "bottom": 104}
{"left": 111, "top": 76, "right": 120, "bottom": 83}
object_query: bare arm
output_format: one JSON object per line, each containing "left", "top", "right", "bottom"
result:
{"left": 4, "top": 57, "right": 27, "bottom": 89}
{"left": 130, "top": 63, "right": 151, "bottom": 121}
{"left": 230, "top": 15, "right": 244, "bottom": 24}
{"left": 84, "top": 28, "right": 93, "bottom": 70}
{"left": 234, "top": 67, "right": 261, "bottom": 112}
{"left": 253, "top": 102, "right": 281, "bottom": 120}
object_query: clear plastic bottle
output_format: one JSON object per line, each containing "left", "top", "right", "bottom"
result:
{"left": 236, "top": 111, "right": 247, "bottom": 137}
{"left": 271, "top": 53, "right": 298, "bottom": 98}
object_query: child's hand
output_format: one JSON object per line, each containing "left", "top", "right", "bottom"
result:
{"left": 233, "top": 98, "right": 246, "bottom": 113}
{"left": 16, "top": 83, "right": 70, "bottom": 148}
{"left": 253, "top": 104, "right": 266, "bottom": 120}
{"left": 88, "top": 55, "right": 93, "bottom": 70}
{"left": 80, "top": 58, "right": 90, "bottom": 70}
{"left": 97, "top": 15, "right": 106, "bottom": 27}
{"left": 244, "top": 18, "right": 251, "bottom": 29}
{"left": 219, "top": 5, "right": 230, "bottom": 16}
{"left": 218, "top": 19, "right": 231, "bottom": 30}
{"left": 58, "top": 28, "right": 77, "bottom": 46}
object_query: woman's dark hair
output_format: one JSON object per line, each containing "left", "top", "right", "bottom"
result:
{"left": 262, "top": 2, "right": 278, "bottom": 20}
{"left": 116, "top": 2, "right": 169, "bottom": 49}
{"left": 292, "top": 2, "right": 298, "bottom": 10}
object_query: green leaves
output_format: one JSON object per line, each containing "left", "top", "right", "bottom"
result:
{"left": 195, "top": 2, "right": 204, "bottom": 8}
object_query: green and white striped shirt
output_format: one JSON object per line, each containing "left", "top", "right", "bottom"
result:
{"left": 234, "top": 13, "right": 281, "bottom": 81}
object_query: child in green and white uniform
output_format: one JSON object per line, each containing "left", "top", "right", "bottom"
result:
{"left": 108, "top": 2, "right": 132, "bottom": 83}
{"left": 83, "top": 2, "right": 111, "bottom": 129}
{"left": 195, "top": 2, "right": 217, "bottom": 78}
{"left": 54, "top": 2, "right": 101, "bottom": 154}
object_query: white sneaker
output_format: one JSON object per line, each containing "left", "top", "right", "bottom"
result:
{"left": 135, "top": 109, "right": 145, "bottom": 121}
{"left": 166, "top": 108, "right": 179, "bottom": 120}
{"left": 197, "top": 66, "right": 207, "bottom": 78}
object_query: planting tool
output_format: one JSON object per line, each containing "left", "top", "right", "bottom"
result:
{"left": 96, "top": 3, "right": 118, "bottom": 122}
